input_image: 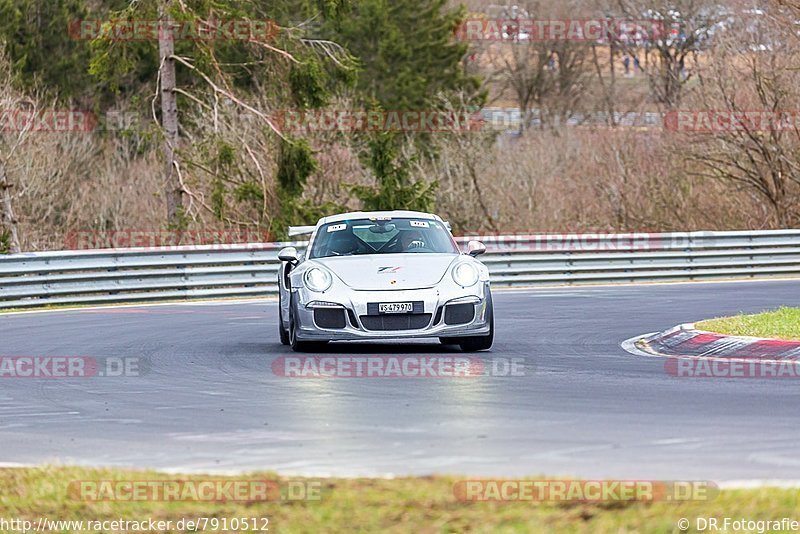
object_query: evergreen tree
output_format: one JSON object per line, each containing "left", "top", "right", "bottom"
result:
{"left": 329, "top": 0, "right": 477, "bottom": 110}
{"left": 86, "top": 0, "right": 353, "bottom": 230}
{"left": 0, "top": 0, "right": 95, "bottom": 101}
{"left": 326, "top": 0, "right": 481, "bottom": 212}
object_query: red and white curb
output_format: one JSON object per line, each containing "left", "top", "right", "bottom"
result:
{"left": 624, "top": 323, "right": 800, "bottom": 362}
{"left": 622, "top": 324, "right": 800, "bottom": 370}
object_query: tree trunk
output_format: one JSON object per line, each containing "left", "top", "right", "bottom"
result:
{"left": 158, "top": 0, "right": 184, "bottom": 227}
{"left": 0, "top": 163, "right": 21, "bottom": 254}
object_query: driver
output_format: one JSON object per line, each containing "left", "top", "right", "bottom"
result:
{"left": 400, "top": 230, "right": 426, "bottom": 251}
{"left": 327, "top": 227, "right": 360, "bottom": 255}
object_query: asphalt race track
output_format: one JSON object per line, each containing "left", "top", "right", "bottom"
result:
{"left": 1, "top": 279, "right": 799, "bottom": 482}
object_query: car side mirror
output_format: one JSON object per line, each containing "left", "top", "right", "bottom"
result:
{"left": 466, "top": 240, "right": 486, "bottom": 257}
{"left": 278, "top": 247, "right": 300, "bottom": 264}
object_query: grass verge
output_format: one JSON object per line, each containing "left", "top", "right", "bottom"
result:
{"left": 697, "top": 307, "right": 800, "bottom": 341}
{"left": 0, "top": 467, "right": 798, "bottom": 533}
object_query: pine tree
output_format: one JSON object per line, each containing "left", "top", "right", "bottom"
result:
{"left": 326, "top": 0, "right": 481, "bottom": 212}
{"left": 329, "top": 0, "right": 477, "bottom": 110}
{"left": 0, "top": 0, "right": 95, "bottom": 101}
{"left": 86, "top": 0, "right": 352, "bottom": 230}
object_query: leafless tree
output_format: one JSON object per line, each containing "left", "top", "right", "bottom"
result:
{"left": 616, "top": 0, "right": 719, "bottom": 108}
{"left": 686, "top": 3, "right": 800, "bottom": 226}
{"left": 0, "top": 50, "right": 38, "bottom": 254}
{"left": 479, "top": 0, "right": 592, "bottom": 133}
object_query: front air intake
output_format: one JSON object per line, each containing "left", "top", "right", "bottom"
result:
{"left": 444, "top": 303, "right": 475, "bottom": 325}
{"left": 359, "top": 314, "right": 432, "bottom": 331}
{"left": 313, "top": 308, "right": 347, "bottom": 329}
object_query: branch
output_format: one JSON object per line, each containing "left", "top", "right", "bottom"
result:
{"left": 170, "top": 55, "right": 287, "bottom": 140}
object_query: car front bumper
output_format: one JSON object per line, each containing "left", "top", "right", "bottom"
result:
{"left": 292, "top": 282, "right": 491, "bottom": 341}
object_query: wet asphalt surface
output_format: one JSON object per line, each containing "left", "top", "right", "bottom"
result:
{"left": 1, "top": 279, "right": 799, "bottom": 482}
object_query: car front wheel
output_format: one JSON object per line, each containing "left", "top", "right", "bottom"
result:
{"left": 458, "top": 292, "right": 494, "bottom": 352}
{"left": 289, "top": 294, "right": 327, "bottom": 353}
{"left": 277, "top": 270, "right": 292, "bottom": 345}
{"left": 279, "top": 309, "right": 290, "bottom": 346}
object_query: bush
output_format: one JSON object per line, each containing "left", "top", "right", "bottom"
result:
{"left": 0, "top": 228, "right": 10, "bottom": 254}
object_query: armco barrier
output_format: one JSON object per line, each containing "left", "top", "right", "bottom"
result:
{"left": 0, "top": 230, "right": 798, "bottom": 309}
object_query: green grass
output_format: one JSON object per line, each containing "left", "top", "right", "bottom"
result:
{"left": 697, "top": 307, "right": 800, "bottom": 341}
{"left": 0, "top": 467, "right": 798, "bottom": 533}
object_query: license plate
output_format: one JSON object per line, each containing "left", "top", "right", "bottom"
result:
{"left": 378, "top": 302, "right": 413, "bottom": 314}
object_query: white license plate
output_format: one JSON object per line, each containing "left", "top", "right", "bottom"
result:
{"left": 379, "top": 302, "right": 413, "bottom": 314}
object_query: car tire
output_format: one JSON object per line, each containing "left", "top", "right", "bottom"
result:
{"left": 278, "top": 289, "right": 290, "bottom": 345}
{"left": 279, "top": 308, "right": 290, "bottom": 346}
{"left": 459, "top": 291, "right": 494, "bottom": 352}
{"left": 289, "top": 294, "right": 327, "bottom": 353}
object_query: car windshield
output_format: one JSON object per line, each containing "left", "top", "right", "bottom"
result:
{"left": 309, "top": 218, "right": 459, "bottom": 258}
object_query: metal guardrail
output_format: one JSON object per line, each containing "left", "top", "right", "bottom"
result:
{"left": 0, "top": 230, "right": 799, "bottom": 309}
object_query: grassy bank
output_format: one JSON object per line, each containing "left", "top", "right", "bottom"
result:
{"left": 697, "top": 307, "right": 800, "bottom": 341}
{"left": 0, "top": 467, "right": 798, "bottom": 533}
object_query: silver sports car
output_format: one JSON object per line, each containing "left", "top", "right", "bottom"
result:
{"left": 277, "top": 210, "right": 493, "bottom": 352}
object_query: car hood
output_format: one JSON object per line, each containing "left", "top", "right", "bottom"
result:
{"left": 313, "top": 253, "right": 459, "bottom": 290}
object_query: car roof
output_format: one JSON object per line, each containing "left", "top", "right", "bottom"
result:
{"left": 317, "top": 211, "right": 443, "bottom": 226}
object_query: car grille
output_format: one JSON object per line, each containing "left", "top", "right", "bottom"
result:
{"left": 360, "top": 314, "right": 432, "bottom": 331}
{"left": 444, "top": 303, "right": 475, "bottom": 325}
{"left": 314, "top": 308, "right": 347, "bottom": 329}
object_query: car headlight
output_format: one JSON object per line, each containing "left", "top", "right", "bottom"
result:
{"left": 304, "top": 268, "right": 333, "bottom": 292}
{"left": 452, "top": 262, "right": 479, "bottom": 287}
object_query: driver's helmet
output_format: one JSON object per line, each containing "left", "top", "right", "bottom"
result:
{"left": 327, "top": 227, "right": 358, "bottom": 255}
